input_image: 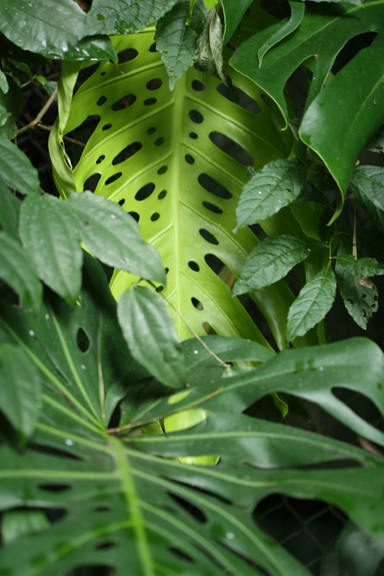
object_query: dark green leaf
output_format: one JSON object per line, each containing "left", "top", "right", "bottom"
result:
{"left": 0, "top": 181, "right": 20, "bottom": 240}
{"left": 0, "top": 69, "right": 8, "bottom": 93}
{"left": 300, "top": 34, "right": 384, "bottom": 220}
{"left": 335, "top": 254, "right": 384, "bottom": 277}
{"left": 1, "top": 510, "right": 49, "bottom": 545}
{"left": 351, "top": 165, "right": 384, "bottom": 231}
{"left": 19, "top": 194, "right": 83, "bottom": 307}
{"left": 0, "top": 137, "right": 41, "bottom": 195}
{"left": 321, "top": 523, "right": 384, "bottom": 576}
{"left": 66, "top": 192, "right": 165, "bottom": 284}
{"left": 0, "top": 104, "right": 17, "bottom": 139}
{"left": 235, "top": 159, "right": 307, "bottom": 232}
{"left": 194, "top": 7, "right": 229, "bottom": 86}
{"left": 0, "top": 0, "right": 117, "bottom": 62}
{"left": 83, "top": 0, "right": 179, "bottom": 36}
{"left": 0, "top": 231, "right": 42, "bottom": 310}
{"left": 221, "top": 0, "right": 253, "bottom": 47}
{"left": 335, "top": 236, "right": 378, "bottom": 330}
{"left": 118, "top": 286, "right": 186, "bottom": 388}
{"left": 156, "top": 0, "right": 207, "bottom": 90}
{"left": 287, "top": 263, "right": 336, "bottom": 341}
{"left": 233, "top": 235, "right": 324, "bottom": 295}
{"left": 366, "top": 124, "right": 384, "bottom": 153}
{"left": 0, "top": 74, "right": 24, "bottom": 118}
{"left": 0, "top": 32, "right": 48, "bottom": 65}
{"left": 258, "top": 1, "right": 305, "bottom": 68}
{"left": 0, "top": 343, "right": 41, "bottom": 439}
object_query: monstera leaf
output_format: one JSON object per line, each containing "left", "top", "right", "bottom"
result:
{"left": 0, "top": 257, "right": 384, "bottom": 575}
{"left": 49, "top": 12, "right": 305, "bottom": 349}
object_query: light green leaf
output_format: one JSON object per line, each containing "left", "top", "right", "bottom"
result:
{"left": 0, "top": 0, "right": 117, "bottom": 62}
{"left": 19, "top": 194, "right": 83, "bottom": 307}
{"left": 83, "top": 0, "right": 179, "bottom": 35}
{"left": 287, "top": 263, "right": 336, "bottom": 341}
{"left": 335, "top": 254, "right": 384, "bottom": 277}
{"left": 2, "top": 511, "right": 49, "bottom": 545}
{"left": 258, "top": 1, "right": 305, "bottom": 68}
{"left": 0, "top": 343, "right": 41, "bottom": 439}
{"left": 66, "top": 191, "right": 165, "bottom": 284}
{"left": 235, "top": 159, "right": 307, "bottom": 232}
{"left": 0, "top": 70, "right": 9, "bottom": 93}
{"left": 233, "top": 235, "right": 324, "bottom": 295}
{"left": 0, "top": 231, "right": 42, "bottom": 310}
{"left": 0, "top": 181, "right": 20, "bottom": 241}
{"left": 156, "top": 0, "right": 207, "bottom": 90}
{"left": 118, "top": 286, "right": 186, "bottom": 388}
{"left": 0, "top": 137, "right": 41, "bottom": 195}
{"left": 351, "top": 165, "right": 384, "bottom": 231}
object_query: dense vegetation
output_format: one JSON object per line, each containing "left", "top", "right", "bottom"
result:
{"left": 1, "top": 0, "right": 384, "bottom": 574}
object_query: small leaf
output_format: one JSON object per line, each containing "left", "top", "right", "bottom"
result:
{"left": 335, "top": 236, "right": 378, "bottom": 330}
{"left": 335, "top": 254, "right": 384, "bottom": 277}
{"left": 233, "top": 234, "right": 324, "bottom": 295}
{"left": 258, "top": 1, "right": 305, "bottom": 68}
{"left": 66, "top": 192, "right": 165, "bottom": 284}
{"left": 2, "top": 511, "right": 49, "bottom": 545}
{"left": 117, "top": 286, "right": 186, "bottom": 388}
{"left": 0, "top": 343, "right": 42, "bottom": 440}
{"left": 235, "top": 159, "right": 307, "bottom": 232}
{"left": 287, "top": 263, "right": 336, "bottom": 341}
{"left": 194, "top": 7, "right": 229, "bottom": 86}
{"left": 156, "top": 0, "right": 207, "bottom": 90}
{"left": 19, "top": 194, "right": 83, "bottom": 307}
{"left": 0, "top": 70, "right": 9, "bottom": 93}
{"left": 0, "top": 231, "right": 42, "bottom": 310}
{"left": 0, "top": 180, "right": 20, "bottom": 240}
{"left": 0, "top": 137, "right": 41, "bottom": 195}
{"left": 0, "top": 104, "right": 17, "bottom": 139}
{"left": 351, "top": 165, "right": 384, "bottom": 231}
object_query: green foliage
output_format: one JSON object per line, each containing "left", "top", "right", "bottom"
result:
{"left": 2, "top": 0, "right": 384, "bottom": 574}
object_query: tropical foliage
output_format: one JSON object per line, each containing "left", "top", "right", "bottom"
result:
{"left": 1, "top": 0, "right": 384, "bottom": 574}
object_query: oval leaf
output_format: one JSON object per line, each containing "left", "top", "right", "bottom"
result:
{"left": 0, "top": 137, "right": 41, "bottom": 196}
{"left": 117, "top": 286, "right": 186, "bottom": 388}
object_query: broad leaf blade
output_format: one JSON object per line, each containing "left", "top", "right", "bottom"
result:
{"left": 19, "top": 194, "right": 83, "bottom": 307}
{"left": 334, "top": 254, "right": 384, "bottom": 277}
{"left": 286, "top": 263, "right": 336, "bottom": 341}
{"left": 0, "top": 231, "right": 42, "bottom": 310}
{"left": 0, "top": 0, "right": 117, "bottom": 61}
{"left": 66, "top": 191, "right": 165, "bottom": 284}
{"left": 0, "top": 137, "right": 41, "bottom": 195}
{"left": 118, "top": 286, "right": 186, "bottom": 388}
{"left": 0, "top": 343, "right": 41, "bottom": 439}
{"left": 0, "top": 181, "right": 20, "bottom": 240}
{"left": 235, "top": 159, "right": 307, "bottom": 232}
{"left": 233, "top": 234, "right": 324, "bottom": 295}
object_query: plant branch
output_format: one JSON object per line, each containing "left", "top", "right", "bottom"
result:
{"left": 36, "top": 123, "right": 85, "bottom": 148}
{"left": 16, "top": 86, "right": 58, "bottom": 136}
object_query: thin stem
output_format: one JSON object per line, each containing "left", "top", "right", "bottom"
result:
{"left": 16, "top": 86, "right": 58, "bottom": 137}
{"left": 36, "top": 123, "right": 85, "bottom": 147}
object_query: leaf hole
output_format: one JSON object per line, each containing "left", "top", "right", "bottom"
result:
{"left": 111, "top": 93, "right": 136, "bottom": 111}
{"left": 189, "top": 109, "right": 204, "bottom": 124}
{"left": 217, "top": 84, "right": 261, "bottom": 115}
{"left": 96, "top": 541, "right": 116, "bottom": 550}
{"left": 198, "top": 173, "right": 232, "bottom": 199}
{"left": 146, "top": 78, "right": 162, "bottom": 90}
{"left": 135, "top": 183, "right": 155, "bottom": 201}
{"left": 165, "top": 268, "right": 169, "bottom": 275}
{"left": 168, "top": 493, "right": 207, "bottom": 524}
{"left": 129, "top": 212, "right": 140, "bottom": 223}
{"left": 202, "top": 201, "right": 223, "bottom": 214}
{"left": 199, "top": 228, "right": 219, "bottom": 245}
{"left": 155, "top": 137, "right": 164, "bottom": 146}
{"left": 209, "top": 131, "right": 254, "bottom": 166}
{"left": 96, "top": 155, "right": 105, "bottom": 164}
{"left": 100, "top": 71, "right": 106, "bottom": 76}
{"left": 188, "top": 261, "right": 200, "bottom": 272}
{"left": 144, "top": 98, "right": 157, "bottom": 106}
{"left": 102, "top": 123, "right": 112, "bottom": 131}
{"left": 192, "top": 297, "right": 204, "bottom": 310}
{"left": 96, "top": 96, "right": 107, "bottom": 106}
{"left": 261, "top": 93, "right": 273, "bottom": 107}
{"left": 151, "top": 212, "right": 160, "bottom": 222}
{"left": 68, "top": 566, "right": 113, "bottom": 576}
{"left": 148, "top": 126, "right": 156, "bottom": 134}
{"left": 203, "top": 322, "right": 218, "bottom": 335}
{"left": 169, "top": 547, "right": 195, "bottom": 564}
{"left": 112, "top": 141, "right": 142, "bottom": 165}
{"left": 157, "top": 166, "right": 168, "bottom": 174}
{"left": 118, "top": 199, "right": 125, "bottom": 206}
{"left": 105, "top": 172, "right": 122, "bottom": 186}
{"left": 185, "top": 154, "right": 195, "bottom": 164}
{"left": 118, "top": 48, "right": 138, "bottom": 63}
{"left": 158, "top": 190, "right": 167, "bottom": 199}
{"left": 83, "top": 174, "right": 101, "bottom": 193}
{"left": 39, "top": 484, "right": 71, "bottom": 493}
{"left": 205, "top": 253, "right": 226, "bottom": 277}
{"left": 192, "top": 80, "right": 205, "bottom": 91}
{"left": 149, "top": 42, "right": 157, "bottom": 52}
{"left": 77, "top": 328, "right": 91, "bottom": 352}
{"left": 189, "top": 132, "right": 198, "bottom": 139}
{"left": 94, "top": 507, "right": 111, "bottom": 512}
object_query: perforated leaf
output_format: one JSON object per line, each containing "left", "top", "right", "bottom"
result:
{"left": 49, "top": 26, "right": 294, "bottom": 347}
